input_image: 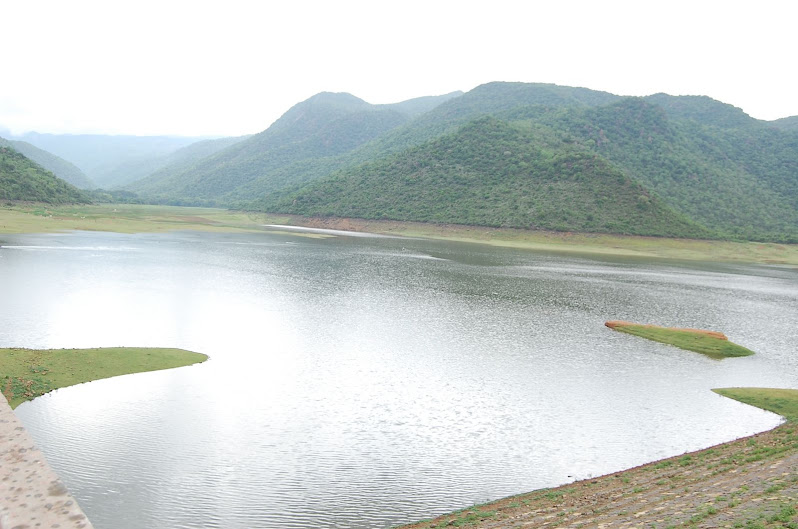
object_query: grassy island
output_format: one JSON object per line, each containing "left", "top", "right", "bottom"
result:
{"left": 1, "top": 347, "right": 207, "bottom": 409}
{"left": 605, "top": 320, "right": 756, "bottom": 359}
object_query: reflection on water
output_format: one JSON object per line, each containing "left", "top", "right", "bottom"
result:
{"left": 2, "top": 229, "right": 797, "bottom": 529}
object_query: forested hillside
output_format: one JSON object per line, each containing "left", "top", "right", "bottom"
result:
{"left": 771, "top": 116, "right": 798, "bottom": 131}
{"left": 264, "top": 117, "right": 709, "bottom": 238}
{"left": 0, "top": 146, "right": 89, "bottom": 203}
{"left": 129, "top": 83, "right": 623, "bottom": 207}
{"left": 0, "top": 137, "right": 93, "bottom": 188}
{"left": 530, "top": 98, "right": 798, "bottom": 241}
{"left": 128, "top": 92, "right": 414, "bottom": 204}
{"left": 8, "top": 81, "right": 795, "bottom": 242}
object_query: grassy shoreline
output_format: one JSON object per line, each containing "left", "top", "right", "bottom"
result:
{"left": 2, "top": 203, "right": 798, "bottom": 265}
{"left": 1, "top": 347, "right": 208, "bottom": 409}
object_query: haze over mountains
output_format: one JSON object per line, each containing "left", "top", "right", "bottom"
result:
{"left": 2, "top": 82, "right": 796, "bottom": 242}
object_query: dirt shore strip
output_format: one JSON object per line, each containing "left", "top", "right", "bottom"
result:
{"left": 0, "top": 397, "right": 93, "bottom": 529}
{"left": 400, "top": 425, "right": 798, "bottom": 529}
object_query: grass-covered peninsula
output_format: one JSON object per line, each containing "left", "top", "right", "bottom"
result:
{"left": 605, "top": 320, "right": 756, "bottom": 359}
{"left": 714, "top": 388, "right": 798, "bottom": 422}
{"left": 1, "top": 347, "right": 207, "bottom": 409}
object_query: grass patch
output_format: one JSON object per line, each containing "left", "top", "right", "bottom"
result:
{"left": 1, "top": 347, "right": 207, "bottom": 408}
{"left": 430, "top": 509, "right": 496, "bottom": 528}
{"left": 0, "top": 203, "right": 296, "bottom": 235}
{"left": 712, "top": 388, "right": 798, "bottom": 422}
{"left": 605, "top": 321, "right": 755, "bottom": 359}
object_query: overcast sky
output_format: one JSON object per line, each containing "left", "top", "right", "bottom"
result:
{"left": 2, "top": 0, "right": 796, "bottom": 137}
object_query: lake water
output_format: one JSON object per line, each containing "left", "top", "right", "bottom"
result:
{"left": 2, "top": 228, "right": 797, "bottom": 529}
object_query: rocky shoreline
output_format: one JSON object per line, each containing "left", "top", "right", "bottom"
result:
{"left": 0, "top": 396, "right": 93, "bottom": 529}
{"left": 398, "top": 423, "right": 798, "bottom": 528}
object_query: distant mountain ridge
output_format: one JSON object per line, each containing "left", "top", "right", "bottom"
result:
{"left": 4, "top": 132, "right": 212, "bottom": 188}
{"left": 128, "top": 91, "right": 463, "bottom": 204}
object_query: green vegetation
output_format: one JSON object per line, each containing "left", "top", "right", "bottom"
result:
{"left": 0, "top": 136, "right": 94, "bottom": 188}
{"left": 8, "top": 131, "right": 206, "bottom": 188}
{"left": 713, "top": 388, "right": 798, "bottom": 422}
{"left": 541, "top": 97, "right": 798, "bottom": 242}
{"left": 129, "top": 92, "right": 413, "bottom": 205}
{"left": 267, "top": 117, "right": 709, "bottom": 238}
{"left": 1, "top": 347, "right": 207, "bottom": 408}
{"left": 0, "top": 146, "right": 90, "bottom": 204}
{"left": 605, "top": 321, "right": 755, "bottom": 359}
{"left": 0, "top": 203, "right": 293, "bottom": 234}
{"left": 10, "top": 83, "right": 798, "bottom": 243}
{"left": 144, "top": 83, "right": 798, "bottom": 243}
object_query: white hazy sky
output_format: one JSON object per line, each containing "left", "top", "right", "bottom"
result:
{"left": 2, "top": 0, "right": 796, "bottom": 137}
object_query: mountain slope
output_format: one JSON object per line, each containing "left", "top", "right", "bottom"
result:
{"left": 770, "top": 116, "right": 798, "bottom": 131}
{"left": 643, "top": 93, "right": 758, "bottom": 128}
{"left": 343, "top": 82, "right": 621, "bottom": 166}
{"left": 265, "top": 117, "right": 709, "bottom": 238}
{"left": 379, "top": 91, "right": 464, "bottom": 117}
{"left": 129, "top": 92, "right": 412, "bottom": 204}
{"left": 0, "top": 146, "right": 89, "bottom": 203}
{"left": 10, "top": 132, "right": 207, "bottom": 187}
{"left": 126, "top": 135, "right": 248, "bottom": 189}
{"left": 534, "top": 98, "right": 798, "bottom": 241}
{"left": 266, "top": 82, "right": 622, "bottom": 200}
{"left": 0, "top": 137, "right": 93, "bottom": 188}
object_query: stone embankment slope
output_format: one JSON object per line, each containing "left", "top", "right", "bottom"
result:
{"left": 0, "top": 396, "right": 93, "bottom": 529}
{"left": 400, "top": 425, "right": 798, "bottom": 529}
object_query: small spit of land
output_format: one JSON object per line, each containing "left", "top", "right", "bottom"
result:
{"left": 605, "top": 321, "right": 756, "bottom": 359}
{"left": 0, "top": 347, "right": 207, "bottom": 409}
{"left": 2, "top": 204, "right": 798, "bottom": 265}
{"left": 399, "top": 389, "right": 798, "bottom": 529}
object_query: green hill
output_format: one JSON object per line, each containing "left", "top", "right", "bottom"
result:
{"left": 106, "top": 82, "right": 798, "bottom": 242}
{"left": 10, "top": 132, "right": 208, "bottom": 188}
{"left": 343, "top": 82, "right": 621, "bottom": 167}
{"left": 121, "top": 135, "right": 247, "bottom": 192}
{"left": 643, "top": 93, "right": 758, "bottom": 128}
{"left": 770, "top": 116, "right": 798, "bottom": 131}
{"left": 265, "top": 117, "right": 709, "bottom": 238}
{"left": 129, "top": 92, "right": 413, "bottom": 204}
{"left": 0, "top": 146, "right": 90, "bottom": 204}
{"left": 0, "top": 137, "right": 93, "bottom": 188}
{"left": 129, "top": 84, "right": 615, "bottom": 207}
{"left": 532, "top": 98, "right": 798, "bottom": 241}
{"left": 380, "top": 91, "right": 464, "bottom": 117}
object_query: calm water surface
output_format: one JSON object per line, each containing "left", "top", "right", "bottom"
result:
{"left": 1, "top": 229, "right": 797, "bottom": 529}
